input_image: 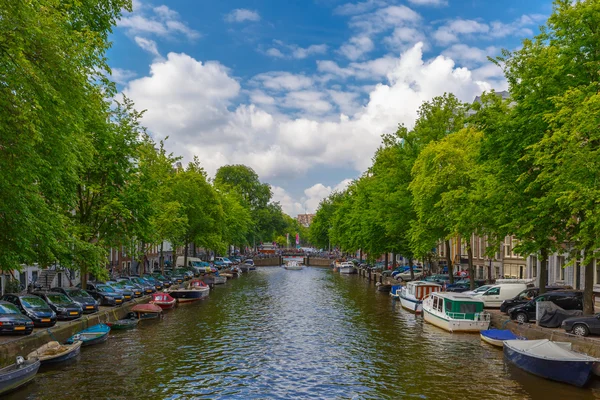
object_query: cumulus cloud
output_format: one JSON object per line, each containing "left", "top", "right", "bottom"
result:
{"left": 272, "top": 179, "right": 354, "bottom": 215}
{"left": 339, "top": 36, "right": 375, "bottom": 60}
{"left": 110, "top": 68, "right": 137, "bottom": 85}
{"left": 408, "top": 0, "right": 447, "bottom": 6}
{"left": 134, "top": 36, "right": 161, "bottom": 58}
{"left": 225, "top": 9, "right": 261, "bottom": 23}
{"left": 441, "top": 44, "right": 498, "bottom": 68}
{"left": 334, "top": 0, "right": 391, "bottom": 16}
{"left": 264, "top": 41, "right": 328, "bottom": 59}
{"left": 120, "top": 4, "right": 200, "bottom": 40}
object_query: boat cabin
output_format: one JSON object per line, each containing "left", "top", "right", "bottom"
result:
{"left": 407, "top": 282, "right": 441, "bottom": 300}
{"left": 430, "top": 292, "right": 485, "bottom": 321}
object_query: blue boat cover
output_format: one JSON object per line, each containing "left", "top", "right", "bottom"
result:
{"left": 481, "top": 329, "right": 518, "bottom": 340}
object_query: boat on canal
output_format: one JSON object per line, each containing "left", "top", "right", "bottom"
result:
{"left": 480, "top": 329, "right": 521, "bottom": 348}
{"left": 503, "top": 339, "right": 599, "bottom": 387}
{"left": 150, "top": 292, "right": 176, "bottom": 310}
{"left": 65, "top": 323, "right": 111, "bottom": 346}
{"left": 399, "top": 281, "right": 442, "bottom": 314}
{"left": 106, "top": 317, "right": 139, "bottom": 330}
{"left": 338, "top": 262, "right": 357, "bottom": 274}
{"left": 169, "top": 279, "right": 210, "bottom": 303}
{"left": 422, "top": 292, "right": 490, "bottom": 332}
{"left": 284, "top": 260, "right": 303, "bottom": 270}
{"left": 201, "top": 274, "right": 227, "bottom": 285}
{"left": 27, "top": 341, "right": 82, "bottom": 365}
{"left": 0, "top": 357, "right": 40, "bottom": 395}
{"left": 131, "top": 303, "right": 163, "bottom": 320}
{"left": 389, "top": 285, "right": 402, "bottom": 299}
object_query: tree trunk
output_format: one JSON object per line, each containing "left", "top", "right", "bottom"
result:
{"left": 392, "top": 253, "right": 396, "bottom": 268}
{"left": 445, "top": 240, "right": 454, "bottom": 284}
{"left": 183, "top": 242, "right": 189, "bottom": 268}
{"left": 81, "top": 265, "right": 88, "bottom": 290}
{"left": 360, "top": 249, "right": 363, "bottom": 263}
{"left": 539, "top": 247, "right": 548, "bottom": 295}
{"left": 192, "top": 242, "right": 197, "bottom": 258}
{"left": 467, "top": 240, "right": 475, "bottom": 290}
{"left": 160, "top": 242, "right": 164, "bottom": 275}
{"left": 584, "top": 247, "right": 595, "bottom": 315}
{"left": 384, "top": 252, "right": 389, "bottom": 270}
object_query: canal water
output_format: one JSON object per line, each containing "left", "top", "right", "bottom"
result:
{"left": 8, "top": 267, "right": 600, "bottom": 399}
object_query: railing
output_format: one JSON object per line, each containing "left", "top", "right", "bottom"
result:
{"left": 445, "top": 311, "right": 491, "bottom": 321}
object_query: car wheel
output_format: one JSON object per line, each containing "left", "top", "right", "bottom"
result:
{"left": 572, "top": 324, "right": 589, "bottom": 337}
{"left": 515, "top": 312, "right": 529, "bottom": 324}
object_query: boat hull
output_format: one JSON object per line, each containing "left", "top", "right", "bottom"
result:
{"left": 400, "top": 295, "right": 422, "bottom": 314}
{"left": 170, "top": 288, "right": 209, "bottom": 303}
{"left": 339, "top": 267, "right": 356, "bottom": 274}
{"left": 0, "top": 359, "right": 40, "bottom": 395}
{"left": 504, "top": 343, "right": 595, "bottom": 387}
{"left": 480, "top": 334, "right": 504, "bottom": 348}
{"left": 153, "top": 301, "right": 176, "bottom": 310}
{"left": 423, "top": 308, "right": 490, "bottom": 332}
{"left": 107, "top": 319, "right": 139, "bottom": 330}
{"left": 81, "top": 333, "right": 109, "bottom": 346}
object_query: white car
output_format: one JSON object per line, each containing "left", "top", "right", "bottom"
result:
{"left": 463, "top": 285, "right": 493, "bottom": 296}
{"left": 394, "top": 268, "right": 423, "bottom": 282}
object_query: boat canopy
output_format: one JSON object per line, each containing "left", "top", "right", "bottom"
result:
{"left": 504, "top": 339, "right": 597, "bottom": 362}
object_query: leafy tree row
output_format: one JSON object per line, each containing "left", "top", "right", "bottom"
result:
{"left": 310, "top": 0, "right": 599, "bottom": 313}
{"left": 0, "top": 1, "right": 296, "bottom": 287}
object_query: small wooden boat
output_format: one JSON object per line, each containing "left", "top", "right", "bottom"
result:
{"left": 27, "top": 341, "right": 82, "bottom": 365}
{"left": 0, "top": 357, "right": 40, "bottom": 395}
{"left": 339, "top": 262, "right": 356, "bottom": 274}
{"left": 504, "top": 339, "right": 599, "bottom": 387}
{"left": 131, "top": 303, "right": 163, "bottom": 319}
{"left": 106, "top": 318, "right": 139, "bottom": 330}
{"left": 480, "top": 329, "right": 521, "bottom": 348}
{"left": 169, "top": 279, "right": 210, "bottom": 303}
{"left": 201, "top": 274, "right": 227, "bottom": 285}
{"left": 400, "top": 281, "right": 442, "bottom": 314}
{"left": 376, "top": 283, "right": 392, "bottom": 293}
{"left": 150, "top": 293, "right": 176, "bottom": 310}
{"left": 422, "top": 292, "right": 490, "bottom": 332}
{"left": 65, "top": 323, "right": 111, "bottom": 346}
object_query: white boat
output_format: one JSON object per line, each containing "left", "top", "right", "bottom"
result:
{"left": 399, "top": 281, "right": 442, "bottom": 314}
{"left": 338, "top": 262, "right": 356, "bottom": 274}
{"left": 284, "top": 261, "right": 303, "bottom": 270}
{"left": 422, "top": 292, "right": 490, "bottom": 332}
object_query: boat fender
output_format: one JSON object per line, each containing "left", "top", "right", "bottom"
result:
{"left": 16, "top": 356, "right": 25, "bottom": 368}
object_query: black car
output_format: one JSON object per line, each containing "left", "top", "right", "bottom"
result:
{"left": 123, "top": 276, "right": 156, "bottom": 294}
{"left": 0, "top": 294, "right": 57, "bottom": 327}
{"left": 105, "top": 281, "right": 135, "bottom": 302}
{"left": 150, "top": 273, "right": 172, "bottom": 288}
{"left": 500, "top": 286, "right": 573, "bottom": 313}
{"left": 562, "top": 313, "right": 600, "bottom": 337}
{"left": 111, "top": 280, "right": 143, "bottom": 298}
{"left": 82, "top": 282, "right": 125, "bottom": 306}
{"left": 33, "top": 292, "right": 83, "bottom": 321}
{"left": 142, "top": 275, "right": 164, "bottom": 291}
{"left": 509, "top": 290, "right": 584, "bottom": 323}
{"left": 0, "top": 301, "right": 34, "bottom": 335}
{"left": 165, "top": 270, "right": 185, "bottom": 285}
{"left": 51, "top": 287, "right": 99, "bottom": 314}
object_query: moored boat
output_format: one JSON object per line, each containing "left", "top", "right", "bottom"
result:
{"left": 480, "top": 329, "right": 521, "bottom": 348}
{"left": 389, "top": 285, "right": 402, "bottom": 299}
{"left": 339, "top": 262, "right": 356, "bottom": 274}
{"left": 504, "top": 339, "right": 598, "bottom": 387}
{"left": 284, "top": 261, "right": 303, "bottom": 270}
{"left": 150, "top": 293, "right": 176, "bottom": 310}
{"left": 169, "top": 279, "right": 210, "bottom": 303}
{"left": 399, "top": 281, "right": 442, "bottom": 314}
{"left": 27, "top": 341, "right": 82, "bottom": 365}
{"left": 422, "top": 292, "right": 490, "bottom": 332}
{"left": 0, "top": 357, "right": 40, "bottom": 395}
{"left": 201, "top": 274, "right": 227, "bottom": 285}
{"left": 106, "top": 318, "right": 139, "bottom": 330}
{"left": 65, "top": 323, "right": 111, "bottom": 346}
{"left": 376, "top": 283, "right": 392, "bottom": 293}
{"left": 131, "top": 303, "right": 163, "bottom": 319}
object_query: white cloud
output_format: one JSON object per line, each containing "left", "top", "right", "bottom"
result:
{"left": 334, "top": 0, "right": 390, "bottom": 16}
{"left": 433, "top": 19, "right": 489, "bottom": 44}
{"left": 349, "top": 5, "right": 421, "bottom": 35}
{"left": 225, "top": 9, "right": 261, "bottom": 23}
{"left": 134, "top": 36, "right": 161, "bottom": 58}
{"left": 384, "top": 27, "right": 428, "bottom": 52}
{"left": 264, "top": 42, "right": 328, "bottom": 59}
{"left": 110, "top": 68, "right": 137, "bottom": 85}
{"left": 273, "top": 178, "right": 354, "bottom": 215}
{"left": 441, "top": 44, "right": 498, "bottom": 67}
{"left": 339, "top": 36, "right": 374, "bottom": 60}
{"left": 251, "top": 72, "right": 314, "bottom": 92}
{"left": 120, "top": 4, "right": 200, "bottom": 40}
{"left": 266, "top": 48, "right": 285, "bottom": 58}
{"left": 282, "top": 91, "right": 333, "bottom": 115}
{"left": 408, "top": 0, "right": 447, "bottom": 6}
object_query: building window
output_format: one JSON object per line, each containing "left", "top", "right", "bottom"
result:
{"left": 595, "top": 260, "right": 600, "bottom": 285}
{"left": 531, "top": 256, "right": 537, "bottom": 278}
{"left": 122, "top": 262, "right": 126, "bottom": 270}
{"left": 495, "top": 267, "right": 500, "bottom": 278}
{"left": 479, "top": 237, "right": 485, "bottom": 259}
{"left": 504, "top": 237, "right": 511, "bottom": 257}
{"left": 557, "top": 256, "right": 565, "bottom": 280}
{"left": 478, "top": 266, "right": 484, "bottom": 279}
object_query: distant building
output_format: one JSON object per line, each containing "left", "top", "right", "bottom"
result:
{"left": 296, "top": 213, "right": 315, "bottom": 227}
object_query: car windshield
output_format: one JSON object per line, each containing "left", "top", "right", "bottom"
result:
{"left": 0, "top": 304, "right": 20, "bottom": 314}
{"left": 21, "top": 296, "right": 49, "bottom": 309}
{"left": 67, "top": 289, "right": 90, "bottom": 298}
{"left": 191, "top": 261, "right": 203, "bottom": 267}
{"left": 97, "top": 285, "right": 115, "bottom": 293}
{"left": 47, "top": 294, "right": 72, "bottom": 305}
{"left": 518, "top": 290, "right": 534, "bottom": 300}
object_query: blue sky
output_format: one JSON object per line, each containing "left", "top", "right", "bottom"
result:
{"left": 109, "top": 0, "right": 552, "bottom": 215}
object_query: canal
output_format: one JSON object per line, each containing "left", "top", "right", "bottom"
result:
{"left": 8, "top": 267, "right": 600, "bottom": 399}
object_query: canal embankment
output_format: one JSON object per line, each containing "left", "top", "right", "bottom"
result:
{"left": 0, "top": 295, "right": 151, "bottom": 365}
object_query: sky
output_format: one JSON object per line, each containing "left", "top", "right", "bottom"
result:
{"left": 108, "top": 0, "right": 553, "bottom": 216}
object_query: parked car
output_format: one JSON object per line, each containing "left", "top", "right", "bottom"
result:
{"left": 105, "top": 281, "right": 135, "bottom": 302}
{"left": 0, "top": 294, "right": 57, "bottom": 327}
{"left": 500, "top": 286, "right": 574, "bottom": 313}
{"left": 394, "top": 268, "right": 423, "bottom": 282}
{"left": 445, "top": 279, "right": 487, "bottom": 292}
{"left": 215, "top": 257, "right": 233, "bottom": 267}
{"left": 33, "top": 292, "right": 82, "bottom": 320}
{"left": 150, "top": 273, "right": 172, "bottom": 288}
{"left": 51, "top": 287, "right": 98, "bottom": 314}
{"left": 471, "top": 284, "right": 527, "bottom": 308}
{"left": 164, "top": 270, "right": 185, "bottom": 285}
{"left": 0, "top": 301, "right": 34, "bottom": 335}
{"left": 82, "top": 282, "right": 125, "bottom": 306}
{"left": 424, "top": 274, "right": 451, "bottom": 285}
{"left": 509, "top": 291, "right": 584, "bottom": 323}
{"left": 122, "top": 276, "right": 156, "bottom": 294}
{"left": 562, "top": 313, "right": 600, "bottom": 337}
{"left": 463, "top": 284, "right": 494, "bottom": 296}
{"left": 140, "top": 275, "right": 163, "bottom": 291}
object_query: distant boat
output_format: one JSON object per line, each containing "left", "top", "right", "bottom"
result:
{"left": 480, "top": 329, "right": 521, "bottom": 348}
{"left": 338, "top": 262, "right": 356, "bottom": 274}
{"left": 150, "top": 293, "right": 176, "bottom": 310}
{"left": 504, "top": 339, "right": 599, "bottom": 387}
{"left": 399, "top": 281, "right": 442, "bottom": 314}
{"left": 422, "top": 292, "right": 490, "bottom": 332}
{"left": 106, "top": 318, "right": 139, "bottom": 330}
{"left": 0, "top": 357, "right": 40, "bottom": 395}
{"left": 169, "top": 279, "right": 210, "bottom": 303}
{"left": 284, "top": 261, "right": 303, "bottom": 270}
{"left": 27, "top": 341, "right": 82, "bottom": 365}
{"left": 131, "top": 303, "right": 163, "bottom": 320}
{"left": 65, "top": 324, "right": 110, "bottom": 346}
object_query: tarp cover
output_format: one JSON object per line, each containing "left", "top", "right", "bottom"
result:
{"left": 481, "top": 329, "right": 518, "bottom": 340}
{"left": 537, "top": 301, "right": 582, "bottom": 328}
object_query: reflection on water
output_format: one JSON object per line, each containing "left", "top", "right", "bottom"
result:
{"left": 6, "top": 268, "right": 600, "bottom": 399}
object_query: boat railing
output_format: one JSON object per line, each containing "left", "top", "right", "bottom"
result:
{"left": 445, "top": 311, "right": 491, "bottom": 321}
